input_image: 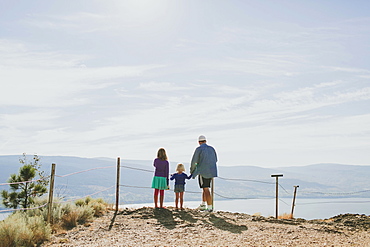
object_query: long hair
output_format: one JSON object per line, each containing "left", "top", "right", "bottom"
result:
{"left": 157, "top": 148, "right": 167, "bottom": 161}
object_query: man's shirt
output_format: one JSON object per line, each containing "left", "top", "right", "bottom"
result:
{"left": 190, "top": 143, "right": 218, "bottom": 179}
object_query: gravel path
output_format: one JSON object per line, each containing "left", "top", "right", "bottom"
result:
{"left": 42, "top": 207, "right": 370, "bottom": 246}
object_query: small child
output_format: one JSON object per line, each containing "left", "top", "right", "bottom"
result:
{"left": 170, "top": 163, "right": 192, "bottom": 209}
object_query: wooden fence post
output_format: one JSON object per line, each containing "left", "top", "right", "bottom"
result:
{"left": 115, "top": 157, "right": 121, "bottom": 212}
{"left": 290, "top": 185, "right": 299, "bottom": 218}
{"left": 211, "top": 178, "right": 214, "bottom": 210}
{"left": 47, "top": 163, "right": 56, "bottom": 224}
{"left": 271, "top": 174, "right": 283, "bottom": 219}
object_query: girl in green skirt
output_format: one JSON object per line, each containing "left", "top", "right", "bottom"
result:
{"left": 151, "top": 148, "right": 169, "bottom": 208}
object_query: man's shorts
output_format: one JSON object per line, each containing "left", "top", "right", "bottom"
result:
{"left": 198, "top": 175, "right": 212, "bottom": 188}
{"left": 174, "top": 184, "right": 185, "bottom": 193}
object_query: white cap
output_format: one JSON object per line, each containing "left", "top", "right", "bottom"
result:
{"left": 198, "top": 135, "right": 206, "bottom": 141}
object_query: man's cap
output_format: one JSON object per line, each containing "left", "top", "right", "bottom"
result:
{"left": 198, "top": 135, "right": 207, "bottom": 141}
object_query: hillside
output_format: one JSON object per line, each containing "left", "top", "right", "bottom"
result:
{"left": 1, "top": 155, "right": 370, "bottom": 208}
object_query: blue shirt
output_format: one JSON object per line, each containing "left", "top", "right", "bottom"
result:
{"left": 170, "top": 173, "right": 192, "bottom": 185}
{"left": 190, "top": 143, "right": 218, "bottom": 179}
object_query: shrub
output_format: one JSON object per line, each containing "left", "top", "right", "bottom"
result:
{"left": 0, "top": 212, "right": 51, "bottom": 247}
{"left": 74, "top": 197, "right": 108, "bottom": 217}
{"left": 91, "top": 200, "right": 108, "bottom": 216}
{"left": 62, "top": 208, "right": 79, "bottom": 229}
{"left": 27, "top": 215, "right": 51, "bottom": 245}
{"left": 76, "top": 205, "right": 94, "bottom": 224}
{"left": 0, "top": 197, "right": 108, "bottom": 246}
{"left": 84, "top": 196, "right": 92, "bottom": 205}
{"left": 75, "top": 198, "right": 86, "bottom": 207}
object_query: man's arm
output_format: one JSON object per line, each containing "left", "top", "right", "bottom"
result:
{"left": 190, "top": 148, "right": 199, "bottom": 174}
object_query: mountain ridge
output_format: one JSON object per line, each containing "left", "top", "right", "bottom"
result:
{"left": 1, "top": 155, "right": 369, "bottom": 205}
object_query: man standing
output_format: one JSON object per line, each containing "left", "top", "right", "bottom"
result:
{"left": 190, "top": 135, "right": 218, "bottom": 212}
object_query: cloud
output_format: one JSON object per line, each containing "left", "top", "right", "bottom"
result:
{"left": 22, "top": 12, "right": 121, "bottom": 33}
{"left": 139, "top": 81, "right": 188, "bottom": 92}
{"left": 328, "top": 66, "right": 370, "bottom": 75}
{"left": 0, "top": 39, "right": 164, "bottom": 108}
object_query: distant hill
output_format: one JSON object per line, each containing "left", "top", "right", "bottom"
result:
{"left": 1, "top": 155, "right": 369, "bottom": 207}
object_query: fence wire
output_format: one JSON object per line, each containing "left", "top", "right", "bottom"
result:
{"left": 0, "top": 202, "right": 48, "bottom": 213}
{"left": 300, "top": 189, "right": 370, "bottom": 196}
{"left": 55, "top": 165, "right": 116, "bottom": 178}
{"left": 120, "top": 184, "right": 276, "bottom": 200}
{"left": 0, "top": 176, "right": 50, "bottom": 186}
{"left": 53, "top": 185, "right": 115, "bottom": 204}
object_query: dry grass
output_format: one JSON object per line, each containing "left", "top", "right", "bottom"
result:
{"left": 0, "top": 197, "right": 109, "bottom": 246}
{"left": 0, "top": 213, "right": 51, "bottom": 247}
{"left": 61, "top": 209, "right": 79, "bottom": 229}
{"left": 278, "top": 213, "right": 293, "bottom": 219}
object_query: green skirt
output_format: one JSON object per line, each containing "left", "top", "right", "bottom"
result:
{"left": 152, "top": 176, "right": 168, "bottom": 190}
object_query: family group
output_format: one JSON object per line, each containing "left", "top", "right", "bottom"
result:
{"left": 151, "top": 135, "right": 218, "bottom": 212}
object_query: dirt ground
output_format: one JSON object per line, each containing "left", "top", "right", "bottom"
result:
{"left": 42, "top": 207, "right": 370, "bottom": 246}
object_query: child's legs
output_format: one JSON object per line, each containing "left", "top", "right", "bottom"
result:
{"left": 179, "top": 192, "right": 184, "bottom": 207}
{"left": 154, "top": 189, "right": 159, "bottom": 207}
{"left": 159, "top": 189, "right": 164, "bottom": 207}
{"left": 175, "top": 192, "right": 180, "bottom": 208}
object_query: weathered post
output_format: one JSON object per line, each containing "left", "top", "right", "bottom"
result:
{"left": 271, "top": 174, "right": 283, "bottom": 219}
{"left": 211, "top": 178, "right": 214, "bottom": 210}
{"left": 290, "top": 185, "right": 299, "bottom": 218}
{"left": 47, "top": 163, "right": 56, "bottom": 224}
{"left": 115, "top": 157, "right": 121, "bottom": 212}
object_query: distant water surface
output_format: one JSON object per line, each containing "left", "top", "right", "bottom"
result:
{"left": 121, "top": 197, "right": 370, "bottom": 220}
{"left": 2, "top": 198, "right": 369, "bottom": 221}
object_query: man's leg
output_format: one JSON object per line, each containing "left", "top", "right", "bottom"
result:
{"left": 198, "top": 176, "right": 207, "bottom": 210}
{"left": 202, "top": 187, "right": 212, "bottom": 206}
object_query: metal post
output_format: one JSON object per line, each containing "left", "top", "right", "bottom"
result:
{"left": 211, "top": 178, "right": 214, "bottom": 210}
{"left": 271, "top": 174, "right": 283, "bottom": 219}
{"left": 115, "top": 157, "right": 121, "bottom": 212}
{"left": 290, "top": 185, "right": 299, "bottom": 218}
{"left": 47, "top": 163, "right": 56, "bottom": 224}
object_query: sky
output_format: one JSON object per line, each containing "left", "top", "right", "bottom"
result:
{"left": 0, "top": 0, "right": 370, "bottom": 168}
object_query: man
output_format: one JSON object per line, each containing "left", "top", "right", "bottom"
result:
{"left": 190, "top": 135, "right": 218, "bottom": 212}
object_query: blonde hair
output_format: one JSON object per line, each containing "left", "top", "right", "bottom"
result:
{"left": 157, "top": 148, "right": 167, "bottom": 161}
{"left": 176, "top": 163, "right": 185, "bottom": 172}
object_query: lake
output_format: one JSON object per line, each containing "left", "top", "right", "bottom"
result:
{"left": 2, "top": 197, "right": 369, "bottom": 221}
{"left": 121, "top": 197, "right": 370, "bottom": 220}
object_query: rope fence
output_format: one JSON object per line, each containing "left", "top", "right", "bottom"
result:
{"left": 55, "top": 166, "right": 116, "bottom": 178}
{"left": 0, "top": 176, "right": 50, "bottom": 186}
{"left": 52, "top": 186, "right": 115, "bottom": 204}
{"left": 0, "top": 164, "right": 117, "bottom": 216}
{"left": 0, "top": 202, "right": 48, "bottom": 213}
{"left": 1, "top": 157, "right": 369, "bottom": 221}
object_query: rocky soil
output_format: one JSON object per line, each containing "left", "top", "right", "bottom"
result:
{"left": 42, "top": 207, "right": 370, "bottom": 246}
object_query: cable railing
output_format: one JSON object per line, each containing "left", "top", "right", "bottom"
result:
{"left": 1, "top": 158, "right": 369, "bottom": 220}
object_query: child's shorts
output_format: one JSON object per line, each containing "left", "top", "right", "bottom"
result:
{"left": 174, "top": 184, "right": 185, "bottom": 193}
